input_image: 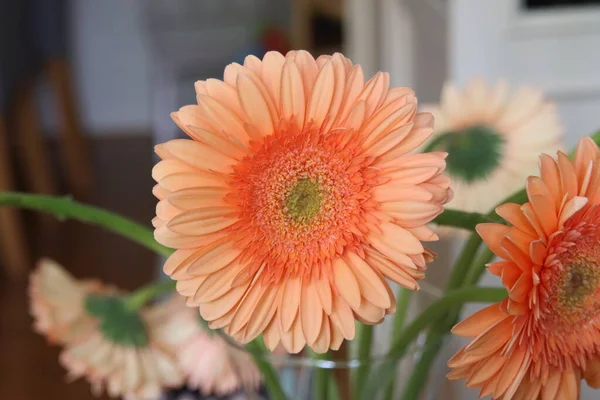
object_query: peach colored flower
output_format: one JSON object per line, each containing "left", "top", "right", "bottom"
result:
{"left": 426, "top": 79, "right": 562, "bottom": 218}
{"left": 448, "top": 137, "right": 600, "bottom": 399}
{"left": 60, "top": 297, "right": 184, "bottom": 399}
{"left": 29, "top": 258, "right": 101, "bottom": 344}
{"left": 159, "top": 297, "right": 262, "bottom": 396}
{"left": 152, "top": 50, "right": 452, "bottom": 353}
{"left": 29, "top": 261, "right": 183, "bottom": 399}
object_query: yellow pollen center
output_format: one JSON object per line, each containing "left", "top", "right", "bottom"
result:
{"left": 285, "top": 179, "right": 322, "bottom": 222}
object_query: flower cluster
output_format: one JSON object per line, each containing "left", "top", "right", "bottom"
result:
{"left": 13, "top": 49, "right": 600, "bottom": 400}
{"left": 30, "top": 260, "right": 260, "bottom": 399}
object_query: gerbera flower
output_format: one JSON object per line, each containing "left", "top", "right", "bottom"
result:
{"left": 448, "top": 137, "right": 600, "bottom": 399}
{"left": 426, "top": 78, "right": 562, "bottom": 217}
{"left": 160, "top": 296, "right": 262, "bottom": 396}
{"left": 152, "top": 50, "right": 452, "bottom": 353}
{"left": 29, "top": 258, "right": 102, "bottom": 344}
{"left": 29, "top": 261, "right": 184, "bottom": 399}
{"left": 60, "top": 295, "right": 184, "bottom": 399}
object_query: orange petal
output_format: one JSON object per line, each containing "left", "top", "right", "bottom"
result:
{"left": 464, "top": 316, "right": 513, "bottom": 357}
{"left": 280, "top": 61, "right": 306, "bottom": 125}
{"left": 237, "top": 73, "right": 275, "bottom": 138}
{"left": 162, "top": 139, "right": 235, "bottom": 173}
{"left": 280, "top": 277, "right": 301, "bottom": 332}
{"left": 333, "top": 258, "right": 361, "bottom": 309}
{"left": 345, "top": 252, "right": 391, "bottom": 309}
{"left": 311, "top": 313, "right": 331, "bottom": 354}
{"left": 476, "top": 223, "right": 510, "bottom": 259}
{"left": 329, "top": 296, "right": 355, "bottom": 340}
{"left": 452, "top": 303, "right": 506, "bottom": 338}
{"left": 280, "top": 315, "right": 306, "bottom": 354}
{"left": 557, "top": 151, "right": 578, "bottom": 198}
{"left": 301, "top": 280, "right": 324, "bottom": 345}
{"left": 315, "top": 278, "right": 333, "bottom": 315}
{"left": 306, "top": 61, "right": 335, "bottom": 129}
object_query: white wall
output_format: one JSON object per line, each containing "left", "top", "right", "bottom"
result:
{"left": 70, "top": 0, "right": 152, "bottom": 135}
{"left": 450, "top": 0, "right": 600, "bottom": 146}
{"left": 39, "top": 0, "right": 153, "bottom": 136}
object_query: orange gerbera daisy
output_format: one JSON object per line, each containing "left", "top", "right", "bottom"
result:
{"left": 153, "top": 50, "right": 452, "bottom": 353}
{"left": 448, "top": 137, "right": 600, "bottom": 399}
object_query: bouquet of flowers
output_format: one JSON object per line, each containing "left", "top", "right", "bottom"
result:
{"left": 3, "top": 50, "right": 599, "bottom": 400}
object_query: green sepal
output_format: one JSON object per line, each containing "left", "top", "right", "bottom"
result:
{"left": 85, "top": 294, "right": 148, "bottom": 348}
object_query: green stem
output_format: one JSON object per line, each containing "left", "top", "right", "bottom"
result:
{"left": 400, "top": 333, "right": 445, "bottom": 400}
{"left": 125, "top": 279, "right": 176, "bottom": 310}
{"left": 246, "top": 341, "right": 288, "bottom": 400}
{"left": 0, "top": 192, "right": 172, "bottom": 257}
{"left": 446, "top": 234, "right": 483, "bottom": 291}
{"left": 464, "top": 247, "right": 496, "bottom": 286}
{"left": 398, "top": 232, "right": 482, "bottom": 399}
{"left": 353, "top": 323, "right": 374, "bottom": 397}
{"left": 432, "top": 208, "right": 500, "bottom": 231}
{"left": 383, "top": 287, "right": 412, "bottom": 400}
{"left": 360, "top": 286, "right": 506, "bottom": 399}
{"left": 307, "top": 350, "right": 330, "bottom": 400}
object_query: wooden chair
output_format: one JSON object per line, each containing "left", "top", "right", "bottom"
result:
{"left": 0, "top": 59, "right": 90, "bottom": 280}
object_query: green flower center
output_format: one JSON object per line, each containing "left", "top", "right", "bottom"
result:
{"left": 426, "top": 125, "right": 504, "bottom": 183}
{"left": 285, "top": 178, "right": 322, "bottom": 222}
{"left": 85, "top": 295, "right": 148, "bottom": 348}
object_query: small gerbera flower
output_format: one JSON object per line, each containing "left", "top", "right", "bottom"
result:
{"left": 152, "top": 50, "right": 452, "bottom": 353}
{"left": 448, "top": 137, "right": 600, "bottom": 399}
{"left": 29, "top": 258, "right": 102, "bottom": 344}
{"left": 60, "top": 295, "right": 184, "bottom": 399}
{"left": 160, "top": 297, "right": 262, "bottom": 396}
{"left": 29, "top": 262, "right": 184, "bottom": 399}
{"left": 426, "top": 78, "right": 562, "bottom": 216}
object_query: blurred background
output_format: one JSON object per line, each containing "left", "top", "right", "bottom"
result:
{"left": 0, "top": 0, "right": 599, "bottom": 399}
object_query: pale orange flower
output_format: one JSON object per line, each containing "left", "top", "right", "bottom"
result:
{"left": 60, "top": 301, "right": 184, "bottom": 399}
{"left": 29, "top": 258, "right": 102, "bottom": 344}
{"left": 426, "top": 79, "right": 562, "bottom": 217}
{"left": 159, "top": 297, "right": 262, "bottom": 396}
{"left": 448, "top": 137, "right": 600, "bottom": 399}
{"left": 153, "top": 50, "right": 452, "bottom": 353}
{"left": 29, "top": 261, "right": 183, "bottom": 399}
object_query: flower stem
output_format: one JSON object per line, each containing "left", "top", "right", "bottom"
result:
{"left": 446, "top": 234, "right": 483, "bottom": 290}
{"left": 125, "top": 279, "right": 176, "bottom": 310}
{"left": 246, "top": 340, "right": 288, "bottom": 400}
{"left": 383, "top": 287, "right": 412, "bottom": 400}
{"left": 397, "top": 231, "right": 483, "bottom": 399}
{"left": 360, "top": 286, "right": 506, "bottom": 399}
{"left": 353, "top": 323, "right": 374, "bottom": 397}
{"left": 0, "top": 192, "right": 172, "bottom": 257}
{"left": 465, "top": 246, "right": 496, "bottom": 285}
{"left": 400, "top": 332, "right": 445, "bottom": 399}
{"left": 332, "top": 341, "right": 351, "bottom": 400}
{"left": 432, "top": 208, "right": 500, "bottom": 231}
{"left": 307, "top": 350, "right": 330, "bottom": 400}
